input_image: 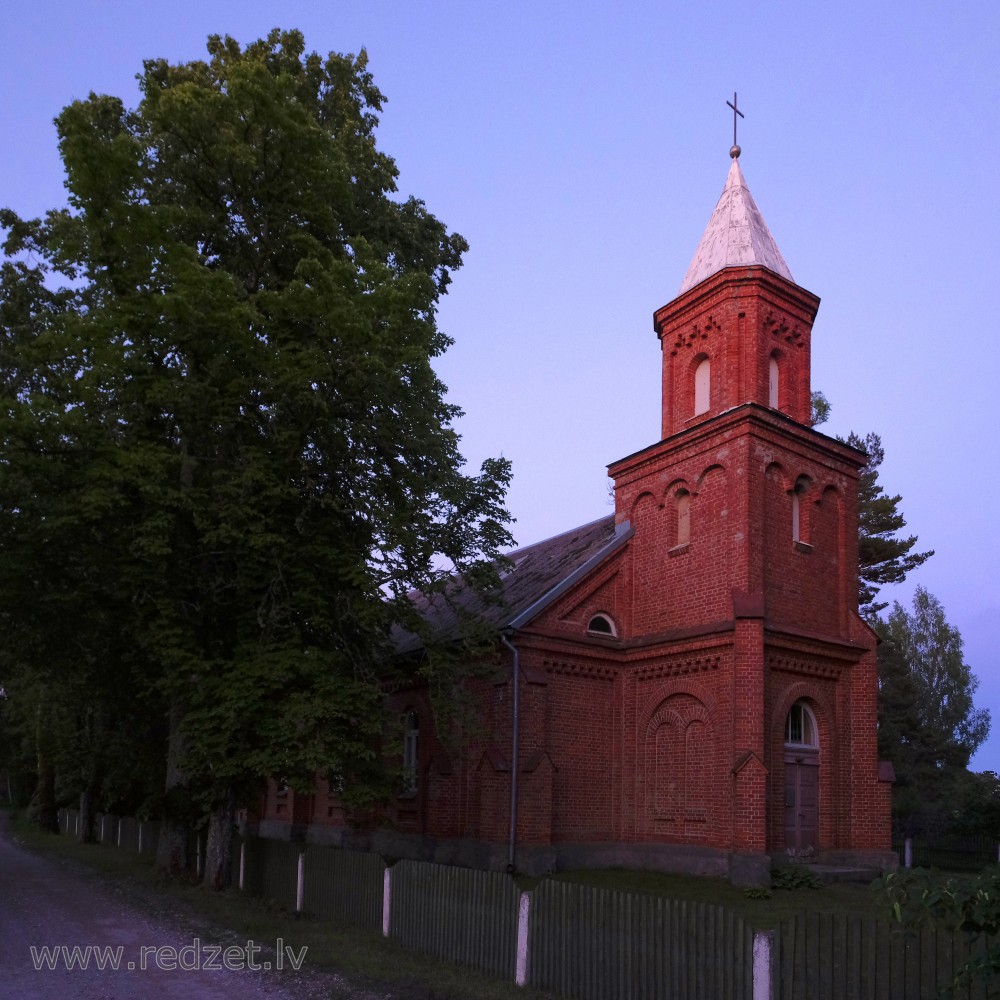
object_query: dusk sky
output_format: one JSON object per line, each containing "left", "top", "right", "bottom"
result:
{"left": 3, "top": 1, "right": 998, "bottom": 767}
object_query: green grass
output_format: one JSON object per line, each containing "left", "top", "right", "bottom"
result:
{"left": 546, "top": 867, "right": 887, "bottom": 929}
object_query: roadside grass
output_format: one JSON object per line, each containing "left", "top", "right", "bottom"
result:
{"left": 546, "top": 868, "right": 888, "bottom": 929}
{"left": 10, "top": 814, "right": 555, "bottom": 1000}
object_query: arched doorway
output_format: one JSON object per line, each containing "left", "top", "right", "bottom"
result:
{"left": 784, "top": 700, "right": 819, "bottom": 857}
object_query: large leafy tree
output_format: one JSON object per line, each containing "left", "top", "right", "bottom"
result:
{"left": 877, "top": 586, "right": 990, "bottom": 836}
{"left": 0, "top": 30, "right": 512, "bottom": 881}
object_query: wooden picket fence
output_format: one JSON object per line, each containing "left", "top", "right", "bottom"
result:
{"left": 55, "top": 809, "right": 1000, "bottom": 999}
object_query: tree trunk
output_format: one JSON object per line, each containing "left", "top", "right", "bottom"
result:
{"left": 155, "top": 702, "right": 189, "bottom": 872}
{"left": 27, "top": 753, "right": 58, "bottom": 832}
{"left": 77, "top": 787, "right": 95, "bottom": 843}
{"left": 204, "top": 788, "right": 236, "bottom": 890}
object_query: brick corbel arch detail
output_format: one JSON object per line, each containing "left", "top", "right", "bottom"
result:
{"left": 638, "top": 678, "right": 719, "bottom": 732}
{"left": 695, "top": 462, "right": 726, "bottom": 490}
{"left": 765, "top": 461, "right": 792, "bottom": 492}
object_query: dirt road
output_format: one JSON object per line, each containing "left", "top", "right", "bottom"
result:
{"left": 0, "top": 813, "right": 372, "bottom": 999}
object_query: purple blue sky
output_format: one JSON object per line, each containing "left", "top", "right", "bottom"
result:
{"left": 3, "top": 2, "right": 999, "bottom": 767}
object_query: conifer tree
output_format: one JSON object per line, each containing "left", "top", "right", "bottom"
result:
{"left": 843, "top": 431, "right": 934, "bottom": 619}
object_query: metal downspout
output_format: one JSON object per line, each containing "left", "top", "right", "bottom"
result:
{"left": 500, "top": 631, "right": 520, "bottom": 873}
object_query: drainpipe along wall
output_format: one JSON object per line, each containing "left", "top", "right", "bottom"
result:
{"left": 500, "top": 631, "right": 520, "bottom": 873}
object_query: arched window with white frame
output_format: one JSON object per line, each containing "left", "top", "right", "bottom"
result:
{"left": 785, "top": 701, "right": 818, "bottom": 748}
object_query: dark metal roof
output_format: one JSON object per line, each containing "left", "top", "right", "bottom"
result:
{"left": 395, "top": 514, "right": 625, "bottom": 653}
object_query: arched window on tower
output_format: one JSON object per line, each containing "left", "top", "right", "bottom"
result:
{"left": 769, "top": 355, "right": 780, "bottom": 409}
{"left": 403, "top": 710, "right": 419, "bottom": 792}
{"left": 676, "top": 490, "right": 691, "bottom": 546}
{"left": 791, "top": 476, "right": 810, "bottom": 544}
{"left": 694, "top": 358, "right": 711, "bottom": 415}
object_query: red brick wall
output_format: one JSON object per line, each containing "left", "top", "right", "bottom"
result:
{"left": 255, "top": 262, "right": 890, "bottom": 864}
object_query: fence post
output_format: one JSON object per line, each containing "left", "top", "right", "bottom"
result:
{"left": 296, "top": 850, "right": 306, "bottom": 913}
{"left": 138, "top": 822, "right": 143, "bottom": 854}
{"left": 753, "top": 929, "right": 775, "bottom": 1000}
{"left": 239, "top": 840, "right": 246, "bottom": 891}
{"left": 904, "top": 837, "right": 913, "bottom": 868}
{"left": 117, "top": 818, "right": 122, "bottom": 847}
{"left": 515, "top": 890, "right": 532, "bottom": 987}
{"left": 382, "top": 866, "right": 392, "bottom": 937}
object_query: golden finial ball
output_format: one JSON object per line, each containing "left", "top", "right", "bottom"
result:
{"left": 730, "top": 144, "right": 741, "bottom": 159}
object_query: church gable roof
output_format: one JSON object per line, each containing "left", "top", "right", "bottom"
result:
{"left": 396, "top": 515, "right": 628, "bottom": 653}
{"left": 679, "top": 157, "right": 793, "bottom": 294}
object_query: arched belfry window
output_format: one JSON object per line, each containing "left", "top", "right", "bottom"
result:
{"left": 694, "top": 358, "right": 711, "bottom": 416}
{"left": 769, "top": 355, "right": 780, "bottom": 409}
{"left": 403, "top": 710, "right": 419, "bottom": 792}
{"left": 785, "top": 701, "right": 818, "bottom": 748}
{"left": 587, "top": 613, "right": 617, "bottom": 637}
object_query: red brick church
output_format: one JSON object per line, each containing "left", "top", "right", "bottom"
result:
{"left": 255, "top": 147, "right": 895, "bottom": 884}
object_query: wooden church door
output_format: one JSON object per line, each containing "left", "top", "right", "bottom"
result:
{"left": 784, "top": 756, "right": 818, "bottom": 855}
{"left": 783, "top": 701, "right": 820, "bottom": 857}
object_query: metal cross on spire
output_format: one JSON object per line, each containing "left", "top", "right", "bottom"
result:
{"left": 726, "top": 92, "right": 744, "bottom": 159}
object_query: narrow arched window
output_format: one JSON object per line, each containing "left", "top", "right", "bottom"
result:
{"left": 769, "top": 356, "right": 779, "bottom": 408}
{"left": 403, "top": 711, "right": 419, "bottom": 792}
{"left": 785, "top": 701, "right": 818, "bottom": 747}
{"left": 694, "top": 358, "right": 711, "bottom": 415}
{"left": 676, "top": 490, "right": 691, "bottom": 545}
{"left": 791, "top": 476, "right": 809, "bottom": 543}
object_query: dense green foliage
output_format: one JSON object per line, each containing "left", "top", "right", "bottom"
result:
{"left": 0, "top": 30, "right": 512, "bottom": 837}
{"left": 877, "top": 866, "right": 1000, "bottom": 998}
{"left": 877, "top": 587, "right": 990, "bottom": 836}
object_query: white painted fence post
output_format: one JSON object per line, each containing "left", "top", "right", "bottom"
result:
{"left": 753, "top": 930, "right": 774, "bottom": 1000}
{"left": 239, "top": 841, "right": 246, "bottom": 891}
{"left": 296, "top": 850, "right": 306, "bottom": 912}
{"left": 382, "top": 867, "right": 392, "bottom": 937}
{"left": 904, "top": 837, "right": 913, "bottom": 868}
{"left": 515, "top": 891, "right": 531, "bottom": 987}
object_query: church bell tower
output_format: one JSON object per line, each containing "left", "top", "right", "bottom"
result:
{"left": 608, "top": 113, "right": 892, "bottom": 877}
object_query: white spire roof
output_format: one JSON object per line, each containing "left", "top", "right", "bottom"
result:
{"left": 679, "top": 157, "right": 793, "bottom": 294}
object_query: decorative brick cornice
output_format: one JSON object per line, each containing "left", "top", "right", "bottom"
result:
{"left": 767, "top": 654, "right": 840, "bottom": 681}
{"left": 635, "top": 654, "right": 721, "bottom": 682}
{"left": 542, "top": 659, "right": 616, "bottom": 681}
